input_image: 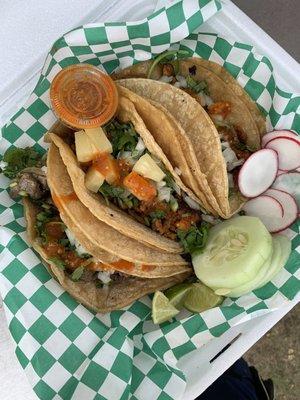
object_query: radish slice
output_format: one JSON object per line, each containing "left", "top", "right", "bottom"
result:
{"left": 262, "top": 130, "right": 300, "bottom": 147}
{"left": 238, "top": 149, "right": 278, "bottom": 198}
{"left": 272, "top": 172, "right": 300, "bottom": 210}
{"left": 264, "top": 188, "right": 298, "bottom": 232}
{"left": 243, "top": 195, "right": 284, "bottom": 232}
{"left": 277, "top": 169, "right": 286, "bottom": 176}
{"left": 265, "top": 137, "right": 300, "bottom": 171}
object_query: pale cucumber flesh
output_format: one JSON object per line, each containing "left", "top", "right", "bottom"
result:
{"left": 193, "top": 216, "right": 273, "bottom": 289}
{"left": 229, "top": 237, "right": 280, "bottom": 297}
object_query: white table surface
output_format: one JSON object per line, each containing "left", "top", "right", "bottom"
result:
{"left": 0, "top": 1, "right": 299, "bottom": 399}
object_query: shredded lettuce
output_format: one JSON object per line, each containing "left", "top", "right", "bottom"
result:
{"left": 1, "top": 147, "right": 42, "bottom": 179}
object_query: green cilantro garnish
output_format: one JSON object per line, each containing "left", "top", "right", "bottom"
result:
{"left": 71, "top": 266, "right": 85, "bottom": 281}
{"left": 99, "top": 182, "right": 139, "bottom": 210}
{"left": 104, "top": 120, "right": 138, "bottom": 156}
{"left": 1, "top": 147, "right": 42, "bottom": 179}
{"left": 186, "top": 75, "right": 208, "bottom": 95}
{"left": 48, "top": 257, "right": 66, "bottom": 270}
{"left": 150, "top": 210, "right": 166, "bottom": 220}
{"left": 177, "top": 223, "right": 209, "bottom": 255}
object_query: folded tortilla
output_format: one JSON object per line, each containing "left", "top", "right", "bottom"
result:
{"left": 24, "top": 197, "right": 191, "bottom": 312}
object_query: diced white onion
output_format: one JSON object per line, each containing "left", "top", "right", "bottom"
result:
{"left": 204, "top": 94, "right": 213, "bottom": 106}
{"left": 223, "top": 147, "right": 238, "bottom": 164}
{"left": 221, "top": 141, "right": 230, "bottom": 149}
{"left": 174, "top": 82, "right": 182, "bottom": 88}
{"left": 183, "top": 195, "right": 201, "bottom": 210}
{"left": 174, "top": 167, "right": 182, "bottom": 176}
{"left": 41, "top": 166, "right": 47, "bottom": 173}
{"left": 222, "top": 147, "right": 244, "bottom": 171}
{"left": 65, "top": 228, "right": 89, "bottom": 256}
{"left": 157, "top": 186, "right": 171, "bottom": 202}
{"left": 159, "top": 75, "right": 173, "bottom": 83}
{"left": 117, "top": 151, "right": 135, "bottom": 165}
{"left": 211, "top": 114, "right": 224, "bottom": 123}
{"left": 228, "top": 159, "right": 244, "bottom": 171}
{"left": 156, "top": 180, "right": 166, "bottom": 189}
{"left": 135, "top": 137, "right": 146, "bottom": 153}
{"left": 97, "top": 271, "right": 112, "bottom": 284}
{"left": 175, "top": 75, "right": 187, "bottom": 88}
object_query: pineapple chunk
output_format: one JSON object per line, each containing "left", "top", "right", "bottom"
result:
{"left": 133, "top": 154, "right": 165, "bottom": 182}
{"left": 75, "top": 130, "right": 99, "bottom": 163}
{"left": 85, "top": 166, "right": 104, "bottom": 192}
{"left": 85, "top": 127, "right": 112, "bottom": 154}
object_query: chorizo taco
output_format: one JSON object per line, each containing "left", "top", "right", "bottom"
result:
{"left": 114, "top": 55, "right": 266, "bottom": 218}
{"left": 48, "top": 93, "right": 210, "bottom": 255}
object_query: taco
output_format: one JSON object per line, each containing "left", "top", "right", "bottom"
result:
{"left": 24, "top": 197, "right": 190, "bottom": 312}
{"left": 114, "top": 56, "right": 266, "bottom": 217}
{"left": 48, "top": 94, "right": 210, "bottom": 255}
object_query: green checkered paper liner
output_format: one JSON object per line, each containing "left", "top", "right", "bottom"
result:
{"left": 0, "top": 0, "right": 299, "bottom": 398}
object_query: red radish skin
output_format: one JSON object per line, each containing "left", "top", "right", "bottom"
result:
{"left": 264, "top": 188, "right": 298, "bottom": 232}
{"left": 243, "top": 195, "right": 284, "bottom": 232}
{"left": 265, "top": 137, "right": 300, "bottom": 171}
{"left": 238, "top": 149, "right": 278, "bottom": 198}
{"left": 261, "top": 130, "right": 300, "bottom": 147}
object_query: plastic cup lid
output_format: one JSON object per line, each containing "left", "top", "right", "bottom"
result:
{"left": 50, "top": 64, "right": 118, "bottom": 129}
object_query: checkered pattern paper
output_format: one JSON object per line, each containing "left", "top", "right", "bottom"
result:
{"left": 0, "top": 0, "right": 299, "bottom": 399}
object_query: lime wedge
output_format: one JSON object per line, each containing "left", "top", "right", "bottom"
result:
{"left": 152, "top": 291, "right": 179, "bottom": 324}
{"left": 183, "top": 282, "right": 223, "bottom": 313}
{"left": 165, "top": 283, "right": 192, "bottom": 309}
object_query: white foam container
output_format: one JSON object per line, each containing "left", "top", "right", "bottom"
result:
{"left": 0, "top": 1, "right": 299, "bottom": 399}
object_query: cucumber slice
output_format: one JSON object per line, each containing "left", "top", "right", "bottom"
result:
{"left": 193, "top": 216, "right": 273, "bottom": 289}
{"left": 256, "top": 234, "right": 291, "bottom": 289}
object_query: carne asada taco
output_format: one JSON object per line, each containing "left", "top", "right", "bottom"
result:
{"left": 48, "top": 94, "right": 210, "bottom": 255}
{"left": 115, "top": 55, "right": 265, "bottom": 217}
{"left": 24, "top": 196, "right": 190, "bottom": 312}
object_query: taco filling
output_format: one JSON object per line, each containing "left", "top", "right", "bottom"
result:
{"left": 68, "top": 118, "right": 208, "bottom": 254}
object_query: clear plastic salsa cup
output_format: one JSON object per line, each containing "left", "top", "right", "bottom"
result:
{"left": 50, "top": 64, "right": 118, "bottom": 129}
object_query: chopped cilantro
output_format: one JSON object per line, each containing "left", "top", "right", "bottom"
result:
{"left": 99, "top": 182, "right": 139, "bottom": 209}
{"left": 177, "top": 223, "right": 209, "bottom": 255}
{"left": 150, "top": 210, "right": 166, "bottom": 220}
{"left": 71, "top": 266, "right": 84, "bottom": 281}
{"left": 104, "top": 120, "right": 138, "bottom": 156}
{"left": 186, "top": 75, "right": 208, "bottom": 95}
{"left": 1, "top": 147, "right": 42, "bottom": 179}
{"left": 48, "top": 257, "right": 66, "bottom": 270}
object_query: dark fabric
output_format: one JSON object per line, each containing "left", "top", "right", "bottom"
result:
{"left": 197, "top": 358, "right": 259, "bottom": 400}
